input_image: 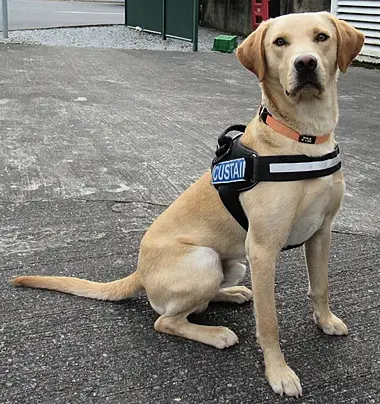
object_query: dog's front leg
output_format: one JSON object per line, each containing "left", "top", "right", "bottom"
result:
{"left": 304, "top": 223, "right": 348, "bottom": 335}
{"left": 246, "top": 234, "right": 302, "bottom": 397}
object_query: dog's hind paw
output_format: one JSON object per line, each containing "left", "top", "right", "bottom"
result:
{"left": 209, "top": 327, "right": 239, "bottom": 349}
{"left": 226, "top": 286, "right": 253, "bottom": 301}
{"left": 213, "top": 286, "right": 253, "bottom": 304}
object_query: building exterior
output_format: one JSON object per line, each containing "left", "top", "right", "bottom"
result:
{"left": 200, "top": 0, "right": 331, "bottom": 36}
{"left": 201, "top": 0, "right": 379, "bottom": 63}
{"left": 331, "top": 0, "right": 380, "bottom": 63}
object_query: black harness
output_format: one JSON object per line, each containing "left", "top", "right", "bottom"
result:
{"left": 211, "top": 125, "right": 341, "bottom": 232}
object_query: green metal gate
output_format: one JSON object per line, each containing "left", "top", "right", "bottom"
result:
{"left": 126, "top": 0, "right": 199, "bottom": 51}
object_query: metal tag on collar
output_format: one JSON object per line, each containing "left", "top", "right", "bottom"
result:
{"left": 298, "top": 134, "right": 316, "bottom": 144}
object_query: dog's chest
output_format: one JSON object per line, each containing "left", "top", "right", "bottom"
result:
{"left": 285, "top": 180, "right": 337, "bottom": 247}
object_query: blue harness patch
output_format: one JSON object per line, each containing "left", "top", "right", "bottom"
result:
{"left": 211, "top": 158, "right": 246, "bottom": 184}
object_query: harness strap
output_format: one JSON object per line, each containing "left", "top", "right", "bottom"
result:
{"left": 218, "top": 185, "right": 249, "bottom": 230}
{"left": 251, "top": 146, "right": 341, "bottom": 182}
{"left": 212, "top": 142, "right": 341, "bottom": 185}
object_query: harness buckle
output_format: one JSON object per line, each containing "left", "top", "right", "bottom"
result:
{"left": 248, "top": 153, "right": 258, "bottom": 183}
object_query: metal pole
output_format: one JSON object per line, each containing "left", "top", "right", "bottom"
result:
{"left": 2, "top": 0, "right": 8, "bottom": 39}
{"left": 192, "top": 0, "right": 199, "bottom": 52}
{"left": 161, "top": 0, "right": 166, "bottom": 40}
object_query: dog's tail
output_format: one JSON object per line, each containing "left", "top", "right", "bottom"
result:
{"left": 11, "top": 271, "right": 144, "bottom": 301}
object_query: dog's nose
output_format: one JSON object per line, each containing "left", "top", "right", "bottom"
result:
{"left": 294, "top": 55, "right": 318, "bottom": 73}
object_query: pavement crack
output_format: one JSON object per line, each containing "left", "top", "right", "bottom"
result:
{"left": 332, "top": 229, "right": 380, "bottom": 239}
{"left": 0, "top": 199, "right": 170, "bottom": 208}
{"left": 103, "top": 199, "right": 169, "bottom": 208}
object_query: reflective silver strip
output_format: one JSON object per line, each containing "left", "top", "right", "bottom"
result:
{"left": 269, "top": 153, "right": 341, "bottom": 173}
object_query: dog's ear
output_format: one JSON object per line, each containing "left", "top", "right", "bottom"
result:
{"left": 327, "top": 14, "right": 365, "bottom": 73}
{"left": 236, "top": 21, "right": 268, "bottom": 82}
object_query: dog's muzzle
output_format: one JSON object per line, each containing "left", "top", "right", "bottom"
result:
{"left": 286, "top": 54, "right": 323, "bottom": 96}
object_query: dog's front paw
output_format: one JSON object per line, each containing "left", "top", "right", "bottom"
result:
{"left": 314, "top": 312, "right": 348, "bottom": 335}
{"left": 266, "top": 363, "right": 302, "bottom": 397}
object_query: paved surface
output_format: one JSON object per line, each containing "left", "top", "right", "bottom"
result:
{"left": 4, "top": 0, "right": 124, "bottom": 30}
{"left": 0, "top": 44, "right": 379, "bottom": 403}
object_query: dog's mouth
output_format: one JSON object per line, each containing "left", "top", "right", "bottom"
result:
{"left": 286, "top": 77, "right": 324, "bottom": 97}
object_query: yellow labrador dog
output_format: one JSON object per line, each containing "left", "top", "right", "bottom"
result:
{"left": 13, "top": 12, "right": 364, "bottom": 398}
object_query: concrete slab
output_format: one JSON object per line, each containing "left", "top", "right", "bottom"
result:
{"left": 0, "top": 44, "right": 379, "bottom": 403}
{"left": 1, "top": 45, "right": 379, "bottom": 235}
{"left": 1, "top": 200, "right": 379, "bottom": 404}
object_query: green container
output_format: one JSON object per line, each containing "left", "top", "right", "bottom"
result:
{"left": 212, "top": 35, "right": 238, "bottom": 53}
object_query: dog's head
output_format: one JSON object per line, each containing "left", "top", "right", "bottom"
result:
{"left": 237, "top": 12, "right": 364, "bottom": 99}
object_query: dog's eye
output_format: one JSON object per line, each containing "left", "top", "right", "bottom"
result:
{"left": 274, "top": 37, "right": 286, "bottom": 47}
{"left": 316, "top": 33, "right": 329, "bottom": 42}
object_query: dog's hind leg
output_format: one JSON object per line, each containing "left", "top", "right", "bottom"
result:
{"left": 207, "top": 259, "right": 252, "bottom": 304}
{"left": 144, "top": 246, "right": 239, "bottom": 349}
{"left": 220, "top": 259, "right": 247, "bottom": 288}
{"left": 154, "top": 312, "right": 239, "bottom": 349}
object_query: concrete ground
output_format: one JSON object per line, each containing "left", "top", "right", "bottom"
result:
{"left": 5, "top": 0, "right": 124, "bottom": 30}
{"left": 0, "top": 44, "right": 379, "bottom": 404}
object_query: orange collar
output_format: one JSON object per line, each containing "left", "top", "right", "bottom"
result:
{"left": 258, "top": 106, "right": 331, "bottom": 145}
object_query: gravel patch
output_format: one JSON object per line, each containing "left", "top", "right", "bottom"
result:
{"left": 0, "top": 25, "right": 242, "bottom": 52}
